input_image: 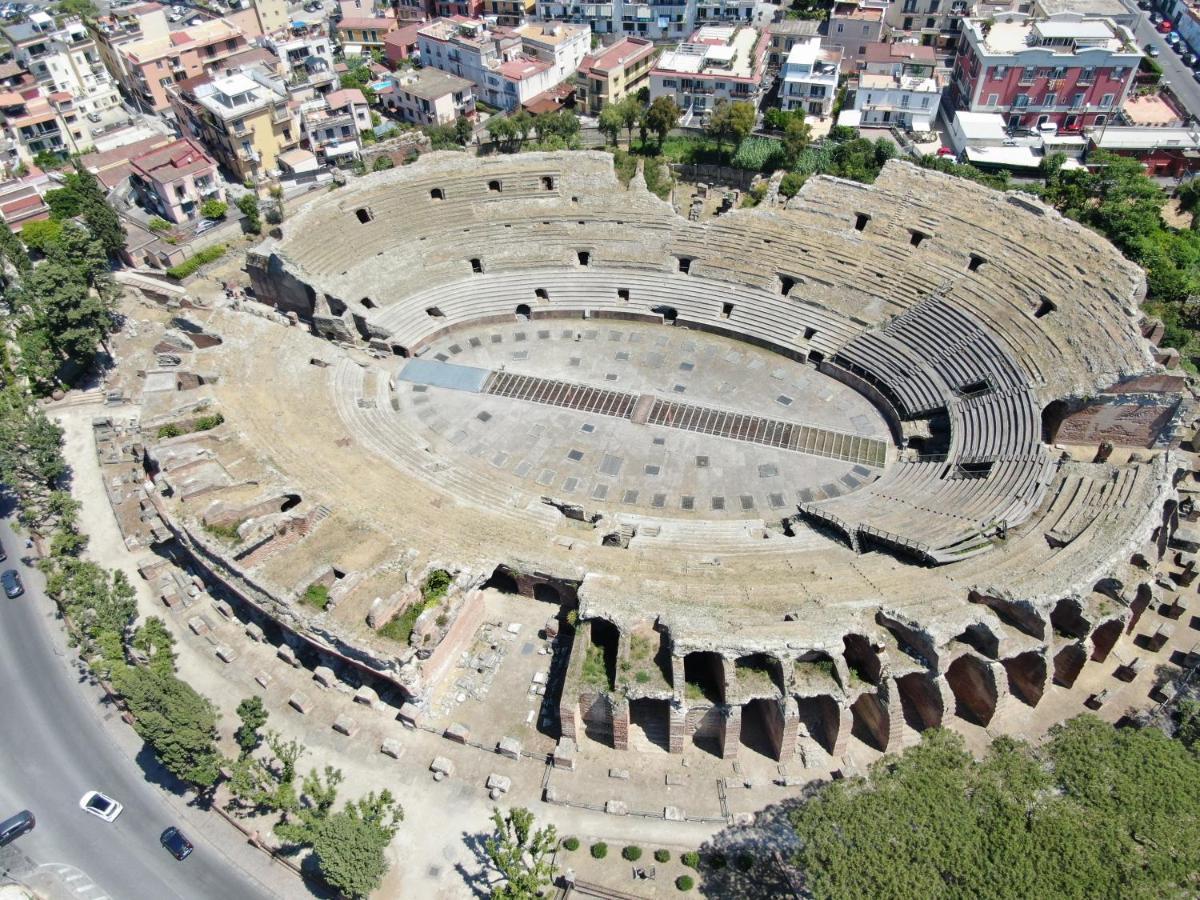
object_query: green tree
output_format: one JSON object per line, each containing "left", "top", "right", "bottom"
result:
{"left": 132, "top": 616, "right": 177, "bottom": 675}
{"left": 1177, "top": 179, "right": 1200, "bottom": 230}
{"left": 0, "top": 220, "right": 31, "bottom": 289}
{"left": 372, "top": 155, "right": 395, "bottom": 171}
{"left": 616, "top": 95, "right": 642, "bottom": 146}
{"left": 111, "top": 665, "right": 224, "bottom": 789}
{"left": 598, "top": 103, "right": 623, "bottom": 146}
{"left": 643, "top": 97, "right": 680, "bottom": 150}
{"left": 781, "top": 116, "right": 813, "bottom": 166}
{"left": 487, "top": 115, "right": 515, "bottom": 150}
{"left": 19, "top": 219, "right": 64, "bottom": 252}
{"left": 70, "top": 166, "right": 125, "bottom": 256}
{"left": 509, "top": 109, "right": 533, "bottom": 147}
{"left": 55, "top": 0, "right": 98, "bottom": 17}
{"left": 235, "top": 695, "right": 269, "bottom": 755}
{"left": 200, "top": 199, "right": 228, "bottom": 219}
{"left": 0, "top": 388, "right": 68, "bottom": 527}
{"left": 237, "top": 194, "right": 262, "bottom": 234}
{"left": 485, "top": 807, "right": 558, "bottom": 899}
{"left": 451, "top": 115, "right": 472, "bottom": 145}
{"left": 44, "top": 186, "right": 84, "bottom": 221}
{"left": 303, "top": 792, "right": 404, "bottom": 899}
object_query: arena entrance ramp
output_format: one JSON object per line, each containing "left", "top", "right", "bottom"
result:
{"left": 397, "top": 359, "right": 490, "bottom": 393}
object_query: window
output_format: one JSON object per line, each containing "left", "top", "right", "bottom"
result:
{"left": 1020, "top": 65, "right": 1036, "bottom": 83}
{"left": 854, "top": 212, "right": 870, "bottom": 231}
{"left": 1071, "top": 92, "right": 1084, "bottom": 109}
{"left": 909, "top": 229, "right": 927, "bottom": 247}
{"left": 470, "top": 257, "right": 483, "bottom": 273}
{"left": 355, "top": 207, "right": 372, "bottom": 223}
{"left": 926, "top": 17, "right": 935, "bottom": 27}
{"left": 541, "top": 175, "right": 554, "bottom": 190}
{"left": 1014, "top": 93, "right": 1029, "bottom": 108}
{"left": 488, "top": 179, "right": 502, "bottom": 192}
{"left": 836, "top": 22, "right": 843, "bottom": 32}
{"left": 720, "top": 302, "right": 733, "bottom": 319}
{"left": 968, "top": 253, "right": 985, "bottom": 272}
{"left": 1100, "top": 93, "right": 1113, "bottom": 108}
{"left": 1079, "top": 66, "right": 1095, "bottom": 83}
{"left": 677, "top": 256, "right": 692, "bottom": 274}
{"left": 903, "top": 16, "right": 913, "bottom": 28}
{"left": 1035, "top": 296, "right": 1055, "bottom": 318}
{"left": 577, "top": 250, "right": 590, "bottom": 266}
{"left": 1043, "top": 92, "right": 1056, "bottom": 108}
{"left": 986, "top": 93, "right": 998, "bottom": 106}
{"left": 534, "top": 288, "right": 548, "bottom": 300}
{"left": 991, "top": 65, "right": 1007, "bottom": 79}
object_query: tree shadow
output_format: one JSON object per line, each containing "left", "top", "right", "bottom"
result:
{"left": 133, "top": 744, "right": 192, "bottom": 800}
{"left": 452, "top": 828, "right": 496, "bottom": 899}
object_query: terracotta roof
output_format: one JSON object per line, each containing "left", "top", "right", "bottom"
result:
{"left": 578, "top": 37, "right": 655, "bottom": 75}
{"left": 130, "top": 137, "right": 216, "bottom": 183}
{"left": 326, "top": 88, "right": 367, "bottom": 107}
{"left": 863, "top": 41, "right": 937, "bottom": 66}
{"left": 338, "top": 16, "right": 395, "bottom": 30}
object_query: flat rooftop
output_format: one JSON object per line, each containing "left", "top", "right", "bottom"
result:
{"left": 976, "top": 15, "right": 1125, "bottom": 55}
{"left": 656, "top": 26, "right": 761, "bottom": 79}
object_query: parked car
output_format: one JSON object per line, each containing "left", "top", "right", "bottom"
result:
{"left": 195, "top": 217, "right": 222, "bottom": 235}
{"left": 0, "top": 543, "right": 6, "bottom": 563}
{"left": 160, "top": 826, "right": 193, "bottom": 860}
{"left": 1194, "top": 69, "right": 1200, "bottom": 83}
{"left": 1145, "top": 42, "right": 1160, "bottom": 57}
{"left": 1151, "top": 11, "right": 1163, "bottom": 22}
{"left": 1137, "top": 0, "right": 1150, "bottom": 7}
{"left": 1183, "top": 52, "right": 1198, "bottom": 67}
{"left": 936, "top": 146, "right": 955, "bottom": 157}
{"left": 2, "top": 569, "right": 23, "bottom": 598}
{"left": 1158, "top": 19, "right": 1173, "bottom": 32}
{"left": 79, "top": 792, "right": 122, "bottom": 823}
{"left": 0, "top": 811, "right": 34, "bottom": 846}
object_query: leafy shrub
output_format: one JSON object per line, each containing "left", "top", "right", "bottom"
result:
{"left": 655, "top": 849, "right": 670, "bottom": 863}
{"left": 779, "top": 172, "right": 807, "bottom": 198}
{"left": 193, "top": 413, "right": 224, "bottom": 431}
{"left": 157, "top": 423, "right": 183, "bottom": 439}
{"left": 167, "top": 244, "right": 226, "bottom": 279}
{"left": 302, "top": 583, "right": 330, "bottom": 609}
{"left": 372, "top": 156, "right": 395, "bottom": 171}
{"left": 675, "top": 875, "right": 694, "bottom": 891}
{"left": 590, "top": 842, "right": 608, "bottom": 859}
{"left": 202, "top": 519, "right": 242, "bottom": 542}
{"left": 200, "top": 199, "right": 227, "bottom": 220}
{"left": 731, "top": 135, "right": 784, "bottom": 172}
{"left": 421, "top": 569, "right": 452, "bottom": 602}
{"left": 147, "top": 217, "right": 171, "bottom": 233}
{"left": 622, "top": 846, "right": 642, "bottom": 861}
{"left": 562, "top": 836, "right": 580, "bottom": 851}
{"left": 681, "top": 851, "right": 700, "bottom": 869}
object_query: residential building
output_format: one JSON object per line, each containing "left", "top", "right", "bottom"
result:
{"left": 949, "top": 13, "right": 1141, "bottom": 132}
{"left": 484, "top": 0, "right": 534, "bottom": 26}
{"left": 2, "top": 16, "right": 124, "bottom": 126}
{"left": 299, "top": 87, "right": 371, "bottom": 164}
{"left": 377, "top": 67, "right": 475, "bottom": 125}
{"left": 169, "top": 67, "right": 299, "bottom": 182}
{"left": 266, "top": 25, "right": 336, "bottom": 89}
{"left": 336, "top": 13, "right": 400, "bottom": 56}
{"left": 1034, "top": 0, "right": 1137, "bottom": 29}
{"left": 884, "top": 0, "right": 971, "bottom": 55}
{"left": 129, "top": 137, "right": 223, "bottom": 223}
{"left": 436, "top": 0, "right": 484, "bottom": 16}
{"left": 0, "top": 87, "right": 86, "bottom": 160}
{"left": 825, "top": 0, "right": 886, "bottom": 72}
{"left": 851, "top": 67, "right": 942, "bottom": 129}
{"left": 417, "top": 18, "right": 588, "bottom": 111}
{"left": 383, "top": 22, "right": 423, "bottom": 66}
{"left": 649, "top": 25, "right": 769, "bottom": 118}
{"left": 87, "top": 2, "right": 171, "bottom": 90}
{"left": 80, "top": 133, "right": 175, "bottom": 189}
{"left": 223, "top": 0, "right": 289, "bottom": 39}
{"left": 575, "top": 36, "right": 656, "bottom": 114}
{"left": 1087, "top": 125, "right": 1200, "bottom": 178}
{"left": 533, "top": 0, "right": 753, "bottom": 41}
{"left": 766, "top": 19, "right": 820, "bottom": 69}
{"left": 0, "top": 171, "right": 53, "bottom": 232}
{"left": 116, "top": 17, "right": 250, "bottom": 112}
{"left": 779, "top": 37, "right": 841, "bottom": 118}
{"left": 862, "top": 40, "right": 938, "bottom": 78}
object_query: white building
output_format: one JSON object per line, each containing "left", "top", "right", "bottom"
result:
{"left": 266, "top": 27, "right": 336, "bottom": 88}
{"left": 532, "top": 0, "right": 755, "bottom": 42}
{"left": 852, "top": 70, "right": 941, "bottom": 128}
{"left": 779, "top": 37, "right": 840, "bottom": 118}
{"left": 649, "top": 25, "right": 769, "bottom": 117}
{"left": 417, "top": 17, "right": 589, "bottom": 112}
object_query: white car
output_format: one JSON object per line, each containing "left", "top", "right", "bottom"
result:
{"left": 79, "top": 792, "right": 122, "bottom": 823}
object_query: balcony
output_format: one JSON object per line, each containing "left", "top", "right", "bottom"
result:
{"left": 237, "top": 147, "right": 260, "bottom": 163}
{"left": 271, "top": 105, "right": 291, "bottom": 125}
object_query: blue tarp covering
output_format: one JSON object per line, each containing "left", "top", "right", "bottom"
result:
{"left": 397, "top": 359, "right": 490, "bottom": 393}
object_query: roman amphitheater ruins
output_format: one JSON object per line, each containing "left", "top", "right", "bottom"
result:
{"left": 108, "top": 150, "right": 1194, "bottom": 775}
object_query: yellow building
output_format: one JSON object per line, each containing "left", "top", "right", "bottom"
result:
{"left": 483, "top": 0, "right": 535, "bottom": 27}
{"left": 575, "top": 37, "right": 657, "bottom": 116}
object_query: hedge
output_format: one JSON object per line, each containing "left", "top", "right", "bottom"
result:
{"left": 167, "top": 244, "right": 226, "bottom": 279}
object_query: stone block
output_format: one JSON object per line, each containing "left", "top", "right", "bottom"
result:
{"left": 665, "top": 772, "right": 686, "bottom": 786}
{"left": 187, "top": 616, "right": 210, "bottom": 636}
{"left": 288, "top": 691, "right": 311, "bottom": 714}
{"left": 215, "top": 644, "right": 237, "bottom": 663}
{"left": 398, "top": 702, "right": 421, "bottom": 728}
{"left": 161, "top": 592, "right": 183, "bottom": 610}
{"left": 313, "top": 665, "right": 337, "bottom": 689}
{"left": 212, "top": 599, "right": 234, "bottom": 619}
{"left": 485, "top": 773, "right": 512, "bottom": 794}
{"left": 332, "top": 714, "right": 358, "bottom": 737}
{"left": 430, "top": 756, "right": 455, "bottom": 778}
{"left": 664, "top": 806, "right": 684, "bottom": 821}
{"left": 609, "top": 768, "right": 629, "bottom": 780}
{"left": 552, "top": 738, "right": 577, "bottom": 771}
{"left": 354, "top": 685, "right": 379, "bottom": 706}
{"left": 444, "top": 722, "right": 470, "bottom": 744}
{"left": 381, "top": 739, "right": 403, "bottom": 759}
{"left": 244, "top": 622, "right": 265, "bottom": 642}
{"left": 496, "top": 736, "right": 522, "bottom": 760}
{"left": 604, "top": 800, "right": 628, "bottom": 816}
{"left": 254, "top": 670, "right": 272, "bottom": 689}
{"left": 277, "top": 644, "right": 300, "bottom": 667}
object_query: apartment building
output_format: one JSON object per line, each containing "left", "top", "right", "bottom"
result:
{"left": 0, "top": 88, "right": 81, "bottom": 160}
{"left": 949, "top": 13, "right": 1141, "bottom": 131}
{"left": 299, "top": 87, "right": 371, "bottom": 164}
{"left": 649, "top": 25, "right": 769, "bottom": 117}
{"left": 851, "top": 43, "right": 943, "bottom": 128}
{"left": 575, "top": 35, "right": 656, "bottom": 114}
{"left": 484, "top": 0, "right": 535, "bottom": 26}
{"left": 2, "top": 16, "right": 123, "bottom": 125}
{"left": 533, "top": 0, "right": 753, "bottom": 41}
{"left": 825, "top": 0, "right": 886, "bottom": 72}
{"left": 335, "top": 13, "right": 400, "bottom": 56}
{"left": 417, "top": 17, "right": 588, "bottom": 111}
{"left": 884, "top": 0, "right": 971, "bottom": 55}
{"left": 779, "top": 37, "right": 841, "bottom": 117}
{"left": 766, "top": 19, "right": 820, "bottom": 69}
{"left": 169, "top": 67, "right": 298, "bottom": 181}
{"left": 117, "top": 17, "right": 250, "bottom": 112}
{"left": 265, "top": 25, "right": 336, "bottom": 90}
{"left": 377, "top": 67, "right": 475, "bottom": 125}
{"left": 87, "top": 2, "right": 171, "bottom": 90}
{"left": 128, "top": 136, "right": 223, "bottom": 223}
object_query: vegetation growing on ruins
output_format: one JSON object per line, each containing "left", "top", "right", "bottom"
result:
{"left": 302, "top": 583, "right": 331, "bottom": 610}
{"left": 484, "top": 807, "right": 558, "bottom": 899}
{"left": 580, "top": 640, "right": 612, "bottom": 691}
{"left": 786, "top": 719, "right": 1200, "bottom": 899}
{"left": 158, "top": 412, "right": 224, "bottom": 442}
{"left": 167, "top": 244, "right": 227, "bottom": 280}
{"left": 421, "top": 568, "right": 453, "bottom": 602}
{"left": 202, "top": 519, "right": 243, "bottom": 543}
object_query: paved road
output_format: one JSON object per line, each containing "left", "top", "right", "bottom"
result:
{"left": 1136, "top": 15, "right": 1200, "bottom": 122}
{"left": 0, "top": 517, "right": 277, "bottom": 900}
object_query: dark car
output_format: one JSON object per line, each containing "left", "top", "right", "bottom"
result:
{"left": 1, "top": 569, "right": 22, "bottom": 598}
{"left": 160, "top": 826, "right": 193, "bottom": 861}
{"left": 0, "top": 543, "right": 5, "bottom": 562}
{"left": 0, "top": 810, "right": 35, "bottom": 846}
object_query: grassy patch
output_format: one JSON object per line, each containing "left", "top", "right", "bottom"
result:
{"left": 642, "top": 157, "right": 673, "bottom": 201}
{"left": 302, "top": 583, "right": 330, "bottom": 609}
{"left": 421, "top": 569, "right": 452, "bottom": 603}
{"left": 612, "top": 149, "right": 637, "bottom": 187}
{"left": 201, "top": 519, "right": 243, "bottom": 543}
{"left": 166, "top": 244, "right": 226, "bottom": 280}
{"left": 580, "top": 641, "right": 611, "bottom": 690}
